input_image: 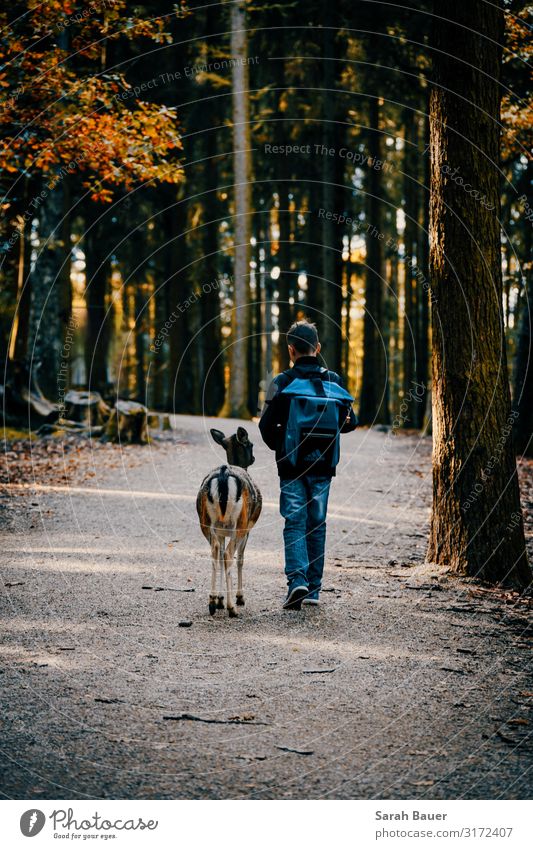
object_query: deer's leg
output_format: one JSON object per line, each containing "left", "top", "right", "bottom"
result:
{"left": 209, "top": 535, "right": 219, "bottom": 615}
{"left": 236, "top": 534, "right": 248, "bottom": 606}
{"left": 224, "top": 536, "right": 237, "bottom": 617}
{"left": 217, "top": 538, "right": 225, "bottom": 608}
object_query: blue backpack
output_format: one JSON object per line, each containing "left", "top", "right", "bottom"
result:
{"left": 280, "top": 369, "right": 354, "bottom": 470}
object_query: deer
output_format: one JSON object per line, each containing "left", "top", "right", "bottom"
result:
{"left": 196, "top": 427, "right": 262, "bottom": 617}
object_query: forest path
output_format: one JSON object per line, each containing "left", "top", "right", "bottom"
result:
{"left": 1, "top": 415, "right": 532, "bottom": 800}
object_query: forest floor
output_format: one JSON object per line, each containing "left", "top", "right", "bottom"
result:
{"left": 1, "top": 415, "right": 532, "bottom": 800}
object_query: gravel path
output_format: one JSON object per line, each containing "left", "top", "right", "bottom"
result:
{"left": 1, "top": 415, "right": 532, "bottom": 799}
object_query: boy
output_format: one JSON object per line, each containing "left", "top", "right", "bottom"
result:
{"left": 259, "top": 320, "right": 357, "bottom": 609}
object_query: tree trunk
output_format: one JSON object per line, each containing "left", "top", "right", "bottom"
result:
{"left": 388, "top": 247, "right": 401, "bottom": 411}
{"left": 9, "top": 200, "right": 33, "bottom": 363}
{"left": 305, "top": 182, "right": 322, "bottom": 319}
{"left": 165, "top": 196, "right": 193, "bottom": 413}
{"left": 59, "top": 180, "right": 72, "bottom": 333}
{"left": 248, "top": 260, "right": 263, "bottom": 415}
{"left": 359, "top": 98, "right": 389, "bottom": 425}
{"left": 512, "top": 160, "right": 533, "bottom": 456}
{"left": 332, "top": 142, "right": 346, "bottom": 374}
{"left": 85, "top": 212, "right": 112, "bottom": 395}
{"left": 402, "top": 109, "right": 420, "bottom": 427}
{"left": 194, "top": 1, "right": 225, "bottom": 415}
{"left": 225, "top": 0, "right": 251, "bottom": 418}
{"left": 513, "top": 271, "right": 533, "bottom": 456}
{"left": 151, "top": 271, "right": 169, "bottom": 412}
{"left": 320, "top": 15, "right": 341, "bottom": 370}
{"left": 135, "top": 272, "right": 148, "bottom": 403}
{"left": 29, "top": 180, "right": 65, "bottom": 399}
{"left": 276, "top": 171, "right": 292, "bottom": 372}
{"left": 427, "top": 0, "right": 530, "bottom": 587}
{"left": 200, "top": 138, "right": 225, "bottom": 415}
{"left": 417, "top": 109, "right": 431, "bottom": 427}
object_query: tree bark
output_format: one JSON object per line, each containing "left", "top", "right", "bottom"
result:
{"left": 225, "top": 0, "right": 251, "bottom": 418}
{"left": 428, "top": 0, "right": 530, "bottom": 587}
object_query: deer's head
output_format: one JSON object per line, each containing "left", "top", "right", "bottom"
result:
{"left": 210, "top": 427, "right": 255, "bottom": 469}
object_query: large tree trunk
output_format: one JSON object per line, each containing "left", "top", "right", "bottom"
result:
{"left": 427, "top": 0, "right": 530, "bottom": 588}
{"left": 359, "top": 98, "right": 389, "bottom": 425}
{"left": 225, "top": 0, "right": 251, "bottom": 418}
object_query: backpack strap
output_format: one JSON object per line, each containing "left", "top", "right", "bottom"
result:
{"left": 311, "top": 377, "right": 326, "bottom": 396}
{"left": 283, "top": 364, "right": 341, "bottom": 391}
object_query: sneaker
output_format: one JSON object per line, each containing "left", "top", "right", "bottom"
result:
{"left": 282, "top": 584, "right": 309, "bottom": 610}
{"left": 302, "top": 590, "right": 319, "bottom": 606}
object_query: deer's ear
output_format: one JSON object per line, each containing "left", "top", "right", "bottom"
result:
{"left": 210, "top": 428, "right": 227, "bottom": 446}
{"left": 236, "top": 427, "right": 249, "bottom": 444}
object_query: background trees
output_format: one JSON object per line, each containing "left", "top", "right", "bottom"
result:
{"left": 0, "top": 1, "right": 531, "bottom": 582}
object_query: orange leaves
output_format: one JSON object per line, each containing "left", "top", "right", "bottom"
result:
{"left": 0, "top": 3, "right": 184, "bottom": 199}
{"left": 89, "top": 187, "right": 114, "bottom": 204}
{"left": 502, "top": 7, "right": 533, "bottom": 160}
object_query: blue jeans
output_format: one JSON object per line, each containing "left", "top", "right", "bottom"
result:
{"left": 279, "top": 475, "right": 332, "bottom": 591}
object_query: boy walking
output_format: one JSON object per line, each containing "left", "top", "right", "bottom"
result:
{"left": 259, "top": 320, "right": 357, "bottom": 609}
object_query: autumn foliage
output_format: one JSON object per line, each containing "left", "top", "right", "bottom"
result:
{"left": 0, "top": 1, "right": 183, "bottom": 203}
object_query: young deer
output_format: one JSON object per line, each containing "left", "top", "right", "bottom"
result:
{"left": 196, "top": 427, "right": 262, "bottom": 617}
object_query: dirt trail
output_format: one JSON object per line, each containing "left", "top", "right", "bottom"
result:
{"left": 1, "top": 415, "right": 532, "bottom": 799}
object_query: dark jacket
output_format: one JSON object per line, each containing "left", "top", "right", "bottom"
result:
{"left": 258, "top": 356, "right": 357, "bottom": 479}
